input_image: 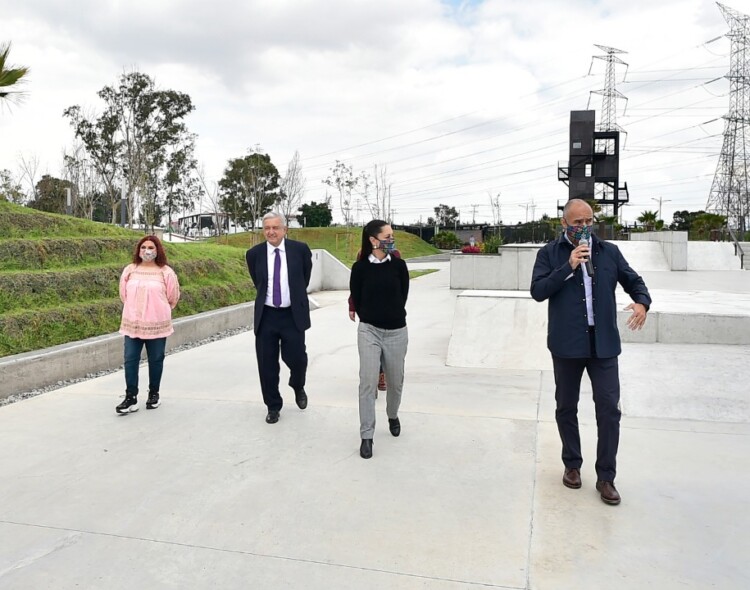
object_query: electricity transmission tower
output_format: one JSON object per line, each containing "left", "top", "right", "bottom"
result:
{"left": 706, "top": 2, "right": 750, "bottom": 233}
{"left": 562, "top": 44, "right": 630, "bottom": 219}
{"left": 587, "top": 44, "right": 629, "bottom": 133}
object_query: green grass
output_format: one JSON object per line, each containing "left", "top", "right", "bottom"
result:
{"left": 409, "top": 269, "right": 439, "bottom": 280}
{"left": 0, "top": 201, "right": 256, "bottom": 357}
{"left": 0, "top": 199, "right": 136, "bottom": 239}
{"left": 0, "top": 282, "right": 255, "bottom": 356}
{"left": 211, "top": 226, "right": 440, "bottom": 267}
{"left": 0, "top": 202, "right": 440, "bottom": 357}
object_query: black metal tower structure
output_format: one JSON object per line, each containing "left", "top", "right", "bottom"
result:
{"left": 706, "top": 3, "right": 750, "bottom": 233}
{"left": 558, "top": 46, "right": 630, "bottom": 217}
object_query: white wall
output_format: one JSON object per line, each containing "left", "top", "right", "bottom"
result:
{"left": 449, "top": 245, "right": 541, "bottom": 291}
{"left": 629, "top": 231, "right": 688, "bottom": 270}
{"left": 446, "top": 290, "right": 750, "bottom": 372}
{"left": 308, "top": 249, "right": 351, "bottom": 292}
{"left": 687, "top": 242, "right": 742, "bottom": 271}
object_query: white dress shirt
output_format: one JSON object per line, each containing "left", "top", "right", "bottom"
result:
{"left": 564, "top": 233, "right": 595, "bottom": 326}
{"left": 368, "top": 253, "right": 391, "bottom": 264}
{"left": 265, "top": 239, "right": 291, "bottom": 308}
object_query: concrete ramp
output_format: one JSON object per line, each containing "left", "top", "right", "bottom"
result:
{"left": 610, "top": 241, "right": 670, "bottom": 271}
{"left": 447, "top": 291, "right": 551, "bottom": 371}
{"left": 448, "top": 288, "right": 750, "bottom": 370}
{"left": 688, "top": 242, "right": 742, "bottom": 270}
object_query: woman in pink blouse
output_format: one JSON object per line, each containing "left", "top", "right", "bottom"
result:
{"left": 116, "top": 235, "right": 180, "bottom": 414}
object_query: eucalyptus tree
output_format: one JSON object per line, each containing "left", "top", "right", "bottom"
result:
{"left": 160, "top": 134, "right": 199, "bottom": 235}
{"left": 219, "top": 150, "right": 280, "bottom": 231}
{"left": 65, "top": 71, "right": 195, "bottom": 227}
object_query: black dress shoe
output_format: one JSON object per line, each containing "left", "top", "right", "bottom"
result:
{"left": 294, "top": 388, "right": 308, "bottom": 410}
{"left": 388, "top": 417, "right": 401, "bottom": 437}
{"left": 265, "top": 410, "right": 280, "bottom": 424}
{"left": 562, "top": 468, "right": 582, "bottom": 489}
{"left": 360, "top": 439, "right": 373, "bottom": 459}
{"left": 596, "top": 481, "right": 621, "bottom": 505}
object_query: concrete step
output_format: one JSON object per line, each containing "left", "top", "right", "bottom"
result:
{"left": 447, "top": 289, "right": 750, "bottom": 371}
{"left": 738, "top": 243, "right": 750, "bottom": 269}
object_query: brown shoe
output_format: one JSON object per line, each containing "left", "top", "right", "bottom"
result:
{"left": 596, "top": 481, "right": 621, "bottom": 505}
{"left": 562, "top": 468, "right": 582, "bottom": 489}
{"left": 377, "top": 372, "right": 387, "bottom": 391}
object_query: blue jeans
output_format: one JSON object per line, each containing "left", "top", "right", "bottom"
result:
{"left": 123, "top": 336, "right": 167, "bottom": 394}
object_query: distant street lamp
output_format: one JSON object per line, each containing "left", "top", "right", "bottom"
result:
{"left": 651, "top": 197, "right": 672, "bottom": 221}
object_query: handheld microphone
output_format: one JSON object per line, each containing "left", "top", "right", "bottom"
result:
{"left": 579, "top": 237, "right": 595, "bottom": 276}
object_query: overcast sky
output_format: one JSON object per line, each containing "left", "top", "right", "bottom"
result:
{"left": 0, "top": 0, "right": 738, "bottom": 225}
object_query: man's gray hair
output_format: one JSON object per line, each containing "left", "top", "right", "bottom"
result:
{"left": 262, "top": 211, "right": 287, "bottom": 227}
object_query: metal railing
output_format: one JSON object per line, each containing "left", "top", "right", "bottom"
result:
{"left": 728, "top": 228, "right": 745, "bottom": 269}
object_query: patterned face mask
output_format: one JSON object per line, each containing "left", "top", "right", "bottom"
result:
{"left": 378, "top": 239, "right": 396, "bottom": 253}
{"left": 140, "top": 250, "right": 157, "bottom": 262}
{"left": 565, "top": 224, "right": 592, "bottom": 243}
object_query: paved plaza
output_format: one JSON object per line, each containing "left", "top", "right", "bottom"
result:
{"left": 1, "top": 261, "right": 748, "bottom": 589}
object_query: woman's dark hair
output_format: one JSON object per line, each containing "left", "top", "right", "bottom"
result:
{"left": 360, "top": 219, "right": 389, "bottom": 259}
{"left": 132, "top": 235, "right": 168, "bottom": 266}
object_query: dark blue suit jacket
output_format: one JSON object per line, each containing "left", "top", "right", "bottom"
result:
{"left": 530, "top": 234, "right": 651, "bottom": 359}
{"left": 245, "top": 238, "right": 313, "bottom": 333}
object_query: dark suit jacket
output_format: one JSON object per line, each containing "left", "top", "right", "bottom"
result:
{"left": 246, "top": 238, "right": 313, "bottom": 333}
{"left": 530, "top": 233, "right": 651, "bottom": 359}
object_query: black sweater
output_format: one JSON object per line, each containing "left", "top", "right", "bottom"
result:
{"left": 350, "top": 256, "right": 409, "bottom": 329}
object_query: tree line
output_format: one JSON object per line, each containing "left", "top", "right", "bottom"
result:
{"left": 0, "top": 64, "right": 320, "bottom": 231}
{"left": 1, "top": 43, "right": 734, "bottom": 237}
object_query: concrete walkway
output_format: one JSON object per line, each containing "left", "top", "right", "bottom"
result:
{"left": 1, "top": 263, "right": 748, "bottom": 589}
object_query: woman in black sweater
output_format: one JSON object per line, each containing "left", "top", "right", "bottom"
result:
{"left": 349, "top": 220, "right": 410, "bottom": 459}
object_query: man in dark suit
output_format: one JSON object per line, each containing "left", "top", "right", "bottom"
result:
{"left": 531, "top": 199, "right": 651, "bottom": 506}
{"left": 246, "top": 212, "right": 313, "bottom": 424}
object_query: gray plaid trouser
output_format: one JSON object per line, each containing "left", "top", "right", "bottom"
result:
{"left": 357, "top": 322, "right": 408, "bottom": 439}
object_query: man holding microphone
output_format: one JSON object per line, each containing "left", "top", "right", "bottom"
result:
{"left": 531, "top": 199, "right": 651, "bottom": 505}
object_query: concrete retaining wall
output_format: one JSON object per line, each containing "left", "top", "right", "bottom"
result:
{"left": 446, "top": 290, "right": 750, "bottom": 371}
{"left": 629, "top": 232, "right": 742, "bottom": 271}
{"left": 449, "top": 236, "right": 743, "bottom": 286}
{"left": 630, "top": 231, "right": 687, "bottom": 270}
{"left": 449, "top": 245, "right": 541, "bottom": 291}
{"left": 613, "top": 240, "right": 670, "bottom": 271}
{"left": 0, "top": 302, "right": 257, "bottom": 399}
{"left": 309, "top": 249, "right": 351, "bottom": 291}
{"left": 2, "top": 248, "right": 347, "bottom": 399}
{"left": 450, "top": 240, "right": 675, "bottom": 290}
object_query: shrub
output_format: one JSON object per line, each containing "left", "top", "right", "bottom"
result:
{"left": 432, "top": 231, "right": 461, "bottom": 249}
{"left": 482, "top": 236, "right": 503, "bottom": 253}
{"left": 461, "top": 245, "right": 481, "bottom": 254}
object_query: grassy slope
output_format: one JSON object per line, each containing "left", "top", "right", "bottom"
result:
{"left": 213, "top": 226, "right": 440, "bottom": 267}
{"left": 0, "top": 203, "right": 439, "bottom": 356}
{"left": 0, "top": 201, "right": 254, "bottom": 357}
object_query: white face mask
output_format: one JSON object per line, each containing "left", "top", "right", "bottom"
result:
{"left": 140, "top": 250, "right": 157, "bottom": 262}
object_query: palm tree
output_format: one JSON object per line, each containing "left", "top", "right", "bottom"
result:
{"left": 586, "top": 199, "right": 602, "bottom": 215}
{"left": 0, "top": 42, "right": 30, "bottom": 106}
{"left": 637, "top": 210, "right": 658, "bottom": 231}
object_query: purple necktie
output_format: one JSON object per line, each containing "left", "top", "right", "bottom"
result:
{"left": 273, "top": 248, "right": 282, "bottom": 307}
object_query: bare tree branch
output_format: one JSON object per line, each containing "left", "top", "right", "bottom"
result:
{"left": 278, "top": 150, "right": 305, "bottom": 225}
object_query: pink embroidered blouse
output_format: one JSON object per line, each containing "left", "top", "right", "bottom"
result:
{"left": 119, "top": 263, "right": 180, "bottom": 339}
